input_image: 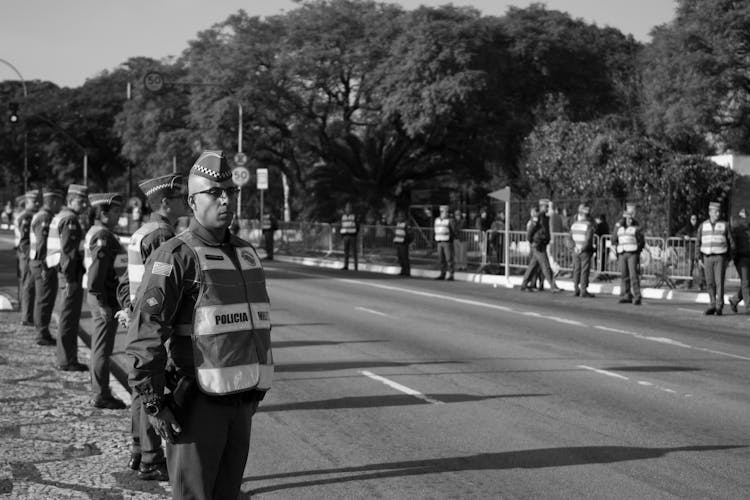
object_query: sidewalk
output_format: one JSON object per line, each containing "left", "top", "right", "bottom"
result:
{"left": 272, "top": 253, "right": 741, "bottom": 306}
{"left": 0, "top": 309, "right": 170, "bottom": 500}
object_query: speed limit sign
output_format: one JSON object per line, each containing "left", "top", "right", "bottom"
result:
{"left": 232, "top": 166, "right": 250, "bottom": 187}
{"left": 143, "top": 71, "right": 164, "bottom": 92}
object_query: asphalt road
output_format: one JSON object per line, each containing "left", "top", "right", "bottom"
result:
{"left": 246, "top": 260, "right": 750, "bottom": 499}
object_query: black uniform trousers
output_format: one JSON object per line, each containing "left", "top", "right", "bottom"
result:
{"left": 703, "top": 253, "right": 728, "bottom": 311}
{"left": 56, "top": 277, "right": 84, "bottom": 366}
{"left": 168, "top": 392, "right": 260, "bottom": 500}
{"left": 343, "top": 234, "right": 358, "bottom": 270}
{"left": 30, "top": 262, "right": 57, "bottom": 341}
{"left": 618, "top": 252, "right": 641, "bottom": 301}
{"left": 262, "top": 229, "right": 274, "bottom": 260}
{"left": 522, "top": 247, "right": 554, "bottom": 288}
{"left": 572, "top": 250, "right": 593, "bottom": 294}
{"left": 87, "top": 295, "right": 117, "bottom": 398}
{"left": 17, "top": 252, "right": 35, "bottom": 324}
{"left": 396, "top": 243, "right": 410, "bottom": 276}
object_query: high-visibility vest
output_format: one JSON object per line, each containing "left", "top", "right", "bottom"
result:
{"left": 616, "top": 225, "right": 639, "bottom": 253}
{"left": 83, "top": 225, "right": 127, "bottom": 290}
{"left": 700, "top": 220, "right": 729, "bottom": 255}
{"left": 393, "top": 221, "right": 407, "bottom": 244}
{"left": 127, "top": 220, "right": 173, "bottom": 302}
{"left": 45, "top": 208, "right": 80, "bottom": 268}
{"left": 434, "top": 218, "right": 451, "bottom": 242}
{"left": 261, "top": 213, "right": 273, "bottom": 230}
{"left": 177, "top": 231, "right": 273, "bottom": 395}
{"left": 29, "top": 209, "right": 54, "bottom": 261}
{"left": 340, "top": 213, "right": 357, "bottom": 235}
{"left": 570, "top": 218, "right": 592, "bottom": 251}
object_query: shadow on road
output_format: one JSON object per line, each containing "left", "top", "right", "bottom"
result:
{"left": 258, "top": 393, "right": 548, "bottom": 412}
{"left": 244, "top": 444, "right": 746, "bottom": 495}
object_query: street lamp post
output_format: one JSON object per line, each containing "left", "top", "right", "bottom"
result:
{"left": 0, "top": 58, "right": 29, "bottom": 191}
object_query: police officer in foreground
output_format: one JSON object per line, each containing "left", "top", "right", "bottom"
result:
{"left": 570, "top": 203, "right": 595, "bottom": 298}
{"left": 30, "top": 189, "right": 64, "bottom": 346}
{"left": 126, "top": 151, "right": 272, "bottom": 499}
{"left": 340, "top": 201, "right": 359, "bottom": 270}
{"left": 613, "top": 208, "right": 645, "bottom": 305}
{"left": 47, "top": 184, "right": 89, "bottom": 371}
{"left": 697, "top": 201, "right": 734, "bottom": 315}
{"left": 434, "top": 204, "right": 455, "bottom": 280}
{"left": 84, "top": 192, "right": 128, "bottom": 410}
{"left": 14, "top": 189, "right": 40, "bottom": 326}
{"left": 118, "top": 173, "right": 187, "bottom": 481}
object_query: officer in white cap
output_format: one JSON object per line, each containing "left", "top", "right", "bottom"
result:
{"left": 126, "top": 151, "right": 272, "bottom": 499}
{"left": 697, "top": 201, "right": 734, "bottom": 315}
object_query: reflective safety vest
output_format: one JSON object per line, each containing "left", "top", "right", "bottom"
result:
{"left": 340, "top": 213, "right": 357, "bottom": 235}
{"left": 177, "top": 231, "right": 273, "bottom": 395}
{"left": 393, "top": 221, "right": 407, "bottom": 244}
{"left": 83, "top": 226, "right": 127, "bottom": 290}
{"left": 700, "top": 220, "right": 729, "bottom": 255}
{"left": 127, "top": 220, "right": 173, "bottom": 302}
{"left": 616, "top": 225, "right": 639, "bottom": 253}
{"left": 29, "top": 209, "right": 54, "bottom": 261}
{"left": 434, "top": 218, "right": 451, "bottom": 242}
{"left": 261, "top": 213, "right": 273, "bottom": 230}
{"left": 570, "top": 218, "right": 593, "bottom": 251}
{"left": 45, "top": 208, "right": 80, "bottom": 268}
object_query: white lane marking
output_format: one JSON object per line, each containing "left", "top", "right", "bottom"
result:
{"left": 355, "top": 306, "right": 390, "bottom": 317}
{"left": 549, "top": 317, "right": 585, "bottom": 326}
{"left": 271, "top": 267, "right": 750, "bottom": 362}
{"left": 678, "top": 308, "right": 701, "bottom": 314}
{"left": 578, "top": 365, "right": 630, "bottom": 380}
{"left": 637, "top": 381, "right": 653, "bottom": 386}
{"left": 360, "top": 370, "right": 444, "bottom": 405}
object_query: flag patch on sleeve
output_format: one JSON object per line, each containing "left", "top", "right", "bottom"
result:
{"left": 152, "top": 261, "right": 173, "bottom": 277}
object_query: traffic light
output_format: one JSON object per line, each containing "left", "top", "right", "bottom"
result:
{"left": 8, "top": 102, "right": 19, "bottom": 124}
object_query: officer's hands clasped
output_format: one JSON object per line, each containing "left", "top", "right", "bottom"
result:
{"left": 148, "top": 406, "right": 182, "bottom": 444}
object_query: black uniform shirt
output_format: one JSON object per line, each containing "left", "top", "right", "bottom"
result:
{"left": 58, "top": 208, "right": 84, "bottom": 283}
{"left": 86, "top": 223, "right": 124, "bottom": 308}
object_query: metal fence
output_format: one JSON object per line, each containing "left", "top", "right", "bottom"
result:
{"left": 252, "top": 222, "right": 741, "bottom": 288}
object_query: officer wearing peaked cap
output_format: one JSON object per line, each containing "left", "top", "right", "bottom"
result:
{"left": 126, "top": 151, "right": 272, "bottom": 500}
{"left": 84, "top": 193, "right": 128, "bottom": 410}
{"left": 697, "top": 201, "right": 734, "bottom": 315}
{"left": 48, "top": 183, "right": 89, "bottom": 372}
{"left": 15, "top": 190, "right": 40, "bottom": 326}
{"left": 118, "top": 173, "right": 188, "bottom": 481}
{"left": 29, "top": 189, "right": 64, "bottom": 345}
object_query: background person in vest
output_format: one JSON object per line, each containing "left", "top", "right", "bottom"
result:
{"left": 434, "top": 204, "right": 456, "bottom": 280}
{"left": 697, "top": 201, "right": 734, "bottom": 315}
{"left": 47, "top": 184, "right": 89, "bottom": 371}
{"left": 14, "top": 190, "right": 40, "bottom": 326}
{"left": 261, "top": 209, "right": 278, "bottom": 260}
{"left": 30, "top": 189, "right": 64, "bottom": 346}
{"left": 84, "top": 193, "right": 128, "bottom": 410}
{"left": 126, "top": 151, "right": 271, "bottom": 500}
{"left": 520, "top": 200, "right": 561, "bottom": 292}
{"left": 340, "top": 202, "right": 359, "bottom": 270}
{"left": 117, "top": 173, "right": 186, "bottom": 480}
{"left": 393, "top": 210, "right": 412, "bottom": 276}
{"left": 613, "top": 209, "right": 645, "bottom": 305}
{"left": 728, "top": 208, "right": 750, "bottom": 314}
{"left": 570, "top": 203, "right": 596, "bottom": 297}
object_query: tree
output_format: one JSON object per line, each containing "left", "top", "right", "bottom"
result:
{"left": 641, "top": 0, "right": 750, "bottom": 153}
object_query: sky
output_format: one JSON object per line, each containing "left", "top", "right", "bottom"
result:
{"left": 0, "top": 0, "right": 677, "bottom": 89}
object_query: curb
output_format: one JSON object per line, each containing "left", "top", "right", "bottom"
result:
{"left": 271, "top": 255, "right": 725, "bottom": 305}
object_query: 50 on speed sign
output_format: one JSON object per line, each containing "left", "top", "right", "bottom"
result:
{"left": 232, "top": 166, "right": 250, "bottom": 187}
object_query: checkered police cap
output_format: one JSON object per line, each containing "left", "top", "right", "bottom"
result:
{"left": 138, "top": 174, "right": 184, "bottom": 202}
{"left": 24, "top": 189, "right": 40, "bottom": 200}
{"left": 189, "top": 150, "right": 232, "bottom": 182}
{"left": 89, "top": 192, "right": 123, "bottom": 208}
{"left": 67, "top": 184, "right": 89, "bottom": 198}
{"left": 42, "top": 188, "right": 65, "bottom": 199}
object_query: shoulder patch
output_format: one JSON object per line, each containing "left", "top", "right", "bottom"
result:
{"left": 152, "top": 261, "right": 173, "bottom": 277}
{"left": 141, "top": 288, "right": 165, "bottom": 315}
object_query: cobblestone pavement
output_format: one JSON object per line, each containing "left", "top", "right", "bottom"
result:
{"left": 0, "top": 311, "right": 170, "bottom": 500}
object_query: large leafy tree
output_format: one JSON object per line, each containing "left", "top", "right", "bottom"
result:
{"left": 641, "top": 0, "right": 750, "bottom": 153}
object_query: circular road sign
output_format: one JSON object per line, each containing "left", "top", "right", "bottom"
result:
{"left": 232, "top": 166, "right": 251, "bottom": 187}
{"left": 143, "top": 72, "right": 164, "bottom": 92}
{"left": 233, "top": 151, "right": 248, "bottom": 166}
